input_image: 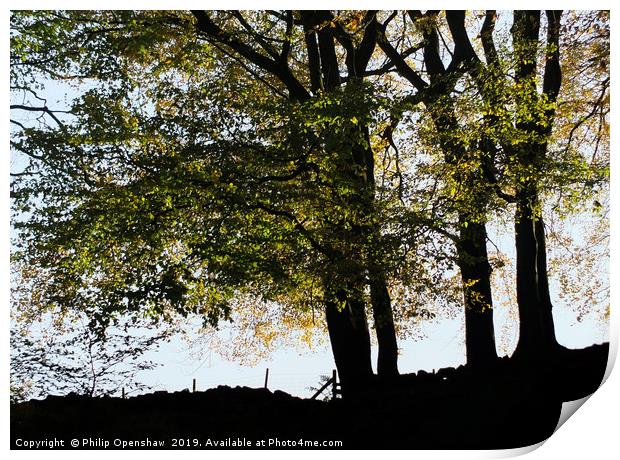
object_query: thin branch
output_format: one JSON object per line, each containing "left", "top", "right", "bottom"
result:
{"left": 564, "top": 76, "right": 609, "bottom": 152}
{"left": 192, "top": 11, "right": 310, "bottom": 101}
{"left": 376, "top": 19, "right": 428, "bottom": 91}
{"left": 10, "top": 104, "right": 69, "bottom": 129}
{"left": 231, "top": 11, "right": 280, "bottom": 59}
{"left": 10, "top": 119, "right": 27, "bottom": 130}
{"left": 206, "top": 39, "right": 288, "bottom": 99}
{"left": 279, "top": 10, "right": 294, "bottom": 64}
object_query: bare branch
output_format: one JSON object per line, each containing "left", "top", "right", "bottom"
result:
{"left": 10, "top": 104, "right": 69, "bottom": 129}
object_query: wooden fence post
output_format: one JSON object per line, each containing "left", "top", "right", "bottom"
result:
{"left": 122, "top": 387, "right": 125, "bottom": 399}
{"left": 332, "top": 369, "right": 337, "bottom": 399}
{"left": 192, "top": 378, "right": 196, "bottom": 393}
{"left": 264, "top": 368, "right": 269, "bottom": 389}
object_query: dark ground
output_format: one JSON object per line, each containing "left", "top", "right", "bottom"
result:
{"left": 11, "top": 343, "right": 610, "bottom": 450}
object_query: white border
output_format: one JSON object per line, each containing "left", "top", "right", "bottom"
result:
{"left": 3, "top": 3, "right": 617, "bottom": 459}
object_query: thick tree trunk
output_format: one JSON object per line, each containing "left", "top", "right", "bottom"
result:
{"left": 197, "top": 10, "right": 395, "bottom": 394}
{"left": 535, "top": 217, "right": 559, "bottom": 351}
{"left": 513, "top": 201, "right": 546, "bottom": 360}
{"left": 302, "top": 11, "right": 400, "bottom": 385}
{"left": 324, "top": 287, "right": 373, "bottom": 396}
{"left": 369, "top": 272, "right": 399, "bottom": 377}
{"left": 457, "top": 219, "right": 498, "bottom": 368}
{"left": 513, "top": 202, "right": 559, "bottom": 361}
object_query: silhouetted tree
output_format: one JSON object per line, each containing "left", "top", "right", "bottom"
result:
{"left": 10, "top": 313, "right": 170, "bottom": 402}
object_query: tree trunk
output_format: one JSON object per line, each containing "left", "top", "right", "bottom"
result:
{"left": 369, "top": 272, "right": 399, "bottom": 376}
{"left": 535, "top": 217, "right": 559, "bottom": 351}
{"left": 381, "top": 12, "right": 501, "bottom": 370}
{"left": 457, "top": 219, "right": 498, "bottom": 368}
{"left": 324, "top": 287, "right": 373, "bottom": 396}
{"left": 196, "top": 10, "right": 394, "bottom": 393}
{"left": 427, "top": 105, "right": 498, "bottom": 369}
{"left": 510, "top": 10, "right": 563, "bottom": 363}
{"left": 283, "top": 11, "right": 400, "bottom": 387}
{"left": 354, "top": 126, "right": 400, "bottom": 378}
{"left": 513, "top": 202, "right": 559, "bottom": 361}
{"left": 513, "top": 201, "right": 546, "bottom": 360}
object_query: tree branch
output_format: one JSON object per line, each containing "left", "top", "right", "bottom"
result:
{"left": 279, "top": 10, "right": 294, "bottom": 65}
{"left": 376, "top": 19, "right": 428, "bottom": 91}
{"left": 301, "top": 11, "right": 323, "bottom": 94}
{"left": 10, "top": 104, "right": 69, "bottom": 129}
{"left": 231, "top": 11, "right": 280, "bottom": 59}
{"left": 542, "top": 10, "right": 562, "bottom": 102}
{"left": 445, "top": 11, "right": 480, "bottom": 73}
{"left": 192, "top": 11, "right": 310, "bottom": 101}
{"left": 480, "top": 10, "right": 499, "bottom": 67}
{"left": 251, "top": 202, "right": 335, "bottom": 259}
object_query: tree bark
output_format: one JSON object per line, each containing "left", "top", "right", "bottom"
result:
{"left": 513, "top": 201, "right": 546, "bottom": 359}
{"left": 457, "top": 220, "right": 498, "bottom": 368}
{"left": 535, "top": 217, "right": 559, "bottom": 351}
{"left": 369, "top": 272, "right": 399, "bottom": 376}
{"left": 324, "top": 287, "right": 373, "bottom": 395}
{"left": 513, "top": 200, "right": 559, "bottom": 360}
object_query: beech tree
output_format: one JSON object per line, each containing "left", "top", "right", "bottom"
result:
{"left": 375, "top": 11, "right": 500, "bottom": 368}
{"left": 11, "top": 11, "right": 407, "bottom": 394}
{"left": 454, "top": 10, "right": 608, "bottom": 361}
{"left": 374, "top": 10, "right": 608, "bottom": 365}
{"left": 10, "top": 10, "right": 609, "bottom": 397}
